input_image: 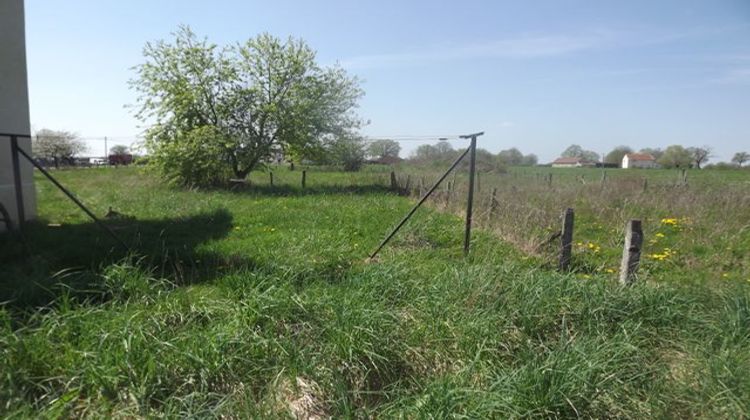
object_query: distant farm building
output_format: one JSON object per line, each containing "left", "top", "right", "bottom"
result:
{"left": 551, "top": 157, "right": 596, "bottom": 168}
{"left": 622, "top": 153, "right": 658, "bottom": 169}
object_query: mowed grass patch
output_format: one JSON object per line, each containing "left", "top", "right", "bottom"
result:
{"left": 0, "top": 167, "right": 749, "bottom": 417}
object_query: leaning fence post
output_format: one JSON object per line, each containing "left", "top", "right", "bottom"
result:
{"left": 558, "top": 208, "right": 574, "bottom": 271}
{"left": 619, "top": 220, "right": 643, "bottom": 285}
{"left": 301, "top": 170, "right": 307, "bottom": 188}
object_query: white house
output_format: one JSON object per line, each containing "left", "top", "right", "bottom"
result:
{"left": 1, "top": 0, "right": 36, "bottom": 230}
{"left": 622, "top": 153, "right": 658, "bottom": 169}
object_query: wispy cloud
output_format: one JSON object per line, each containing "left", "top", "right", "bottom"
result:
{"left": 340, "top": 33, "right": 610, "bottom": 69}
{"left": 712, "top": 68, "right": 750, "bottom": 85}
{"left": 339, "top": 24, "right": 750, "bottom": 70}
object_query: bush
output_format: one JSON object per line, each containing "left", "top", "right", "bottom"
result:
{"left": 148, "top": 126, "right": 233, "bottom": 187}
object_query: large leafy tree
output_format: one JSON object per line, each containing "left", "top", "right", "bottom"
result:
{"left": 658, "top": 145, "right": 693, "bottom": 168}
{"left": 366, "top": 139, "right": 401, "bottom": 159}
{"left": 561, "top": 144, "right": 599, "bottom": 162}
{"left": 604, "top": 145, "right": 633, "bottom": 165}
{"left": 130, "top": 26, "right": 364, "bottom": 185}
{"left": 32, "top": 129, "right": 87, "bottom": 168}
{"left": 497, "top": 148, "right": 524, "bottom": 165}
{"left": 639, "top": 148, "right": 664, "bottom": 160}
{"left": 731, "top": 151, "right": 749, "bottom": 167}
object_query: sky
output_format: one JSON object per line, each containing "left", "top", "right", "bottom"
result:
{"left": 24, "top": 0, "right": 750, "bottom": 163}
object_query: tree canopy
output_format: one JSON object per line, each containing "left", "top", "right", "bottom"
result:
{"left": 731, "top": 151, "right": 749, "bottom": 167}
{"left": 366, "top": 139, "right": 401, "bottom": 160}
{"left": 130, "top": 26, "right": 364, "bottom": 186}
{"left": 604, "top": 146, "right": 633, "bottom": 165}
{"left": 32, "top": 129, "right": 87, "bottom": 168}
{"left": 561, "top": 144, "right": 599, "bottom": 162}
{"left": 639, "top": 148, "right": 664, "bottom": 160}
{"left": 658, "top": 145, "right": 693, "bottom": 168}
{"left": 687, "top": 146, "right": 712, "bottom": 169}
{"left": 110, "top": 145, "right": 130, "bottom": 156}
{"left": 497, "top": 148, "right": 537, "bottom": 166}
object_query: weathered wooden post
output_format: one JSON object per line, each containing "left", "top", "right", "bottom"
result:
{"left": 619, "top": 220, "right": 643, "bottom": 285}
{"left": 601, "top": 170, "right": 607, "bottom": 183}
{"left": 547, "top": 173, "right": 553, "bottom": 187}
{"left": 405, "top": 175, "right": 411, "bottom": 195}
{"left": 489, "top": 187, "right": 498, "bottom": 216}
{"left": 302, "top": 170, "right": 307, "bottom": 188}
{"left": 558, "top": 208, "right": 575, "bottom": 271}
{"left": 390, "top": 171, "right": 397, "bottom": 191}
{"left": 642, "top": 177, "right": 648, "bottom": 192}
{"left": 269, "top": 171, "right": 274, "bottom": 187}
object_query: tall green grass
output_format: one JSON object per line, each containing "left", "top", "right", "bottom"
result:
{"left": 1, "top": 167, "right": 749, "bottom": 417}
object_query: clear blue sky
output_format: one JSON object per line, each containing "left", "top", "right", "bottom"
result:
{"left": 25, "top": 0, "right": 750, "bottom": 162}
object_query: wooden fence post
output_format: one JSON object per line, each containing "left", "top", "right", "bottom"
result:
{"left": 642, "top": 177, "right": 648, "bottom": 192}
{"left": 489, "top": 187, "right": 498, "bottom": 215}
{"left": 547, "top": 173, "right": 553, "bottom": 187}
{"left": 390, "top": 171, "right": 397, "bottom": 190}
{"left": 269, "top": 171, "right": 274, "bottom": 186}
{"left": 619, "top": 220, "right": 643, "bottom": 285}
{"left": 302, "top": 170, "right": 306, "bottom": 188}
{"left": 558, "top": 208, "right": 574, "bottom": 271}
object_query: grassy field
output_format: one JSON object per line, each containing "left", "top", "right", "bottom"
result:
{"left": 1, "top": 166, "right": 749, "bottom": 417}
{"left": 395, "top": 165, "right": 750, "bottom": 285}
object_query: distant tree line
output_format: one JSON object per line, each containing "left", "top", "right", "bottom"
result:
{"left": 560, "top": 143, "right": 746, "bottom": 169}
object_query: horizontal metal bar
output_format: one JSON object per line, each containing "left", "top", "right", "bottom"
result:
{"left": 0, "top": 133, "right": 32, "bottom": 138}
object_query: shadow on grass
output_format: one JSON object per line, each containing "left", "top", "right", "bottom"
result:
{"left": 222, "top": 183, "right": 396, "bottom": 197}
{"left": 0, "top": 208, "right": 260, "bottom": 309}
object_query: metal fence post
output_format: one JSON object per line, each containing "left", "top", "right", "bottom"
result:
{"left": 10, "top": 135, "right": 25, "bottom": 229}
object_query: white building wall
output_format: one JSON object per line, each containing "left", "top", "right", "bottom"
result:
{"left": 0, "top": 0, "right": 36, "bottom": 230}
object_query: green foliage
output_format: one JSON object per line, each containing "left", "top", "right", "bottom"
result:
{"left": 604, "top": 145, "right": 633, "bottom": 164}
{"left": 130, "top": 26, "right": 363, "bottom": 185}
{"left": 497, "top": 148, "right": 537, "bottom": 166}
{"left": 561, "top": 144, "right": 599, "bottom": 162}
{"left": 659, "top": 145, "right": 693, "bottom": 168}
{"left": 367, "top": 139, "right": 401, "bottom": 159}
{"left": 148, "top": 125, "right": 234, "bottom": 186}
{"left": 319, "top": 135, "right": 366, "bottom": 171}
{"left": 497, "top": 147, "right": 523, "bottom": 165}
{"left": 639, "top": 147, "right": 664, "bottom": 160}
